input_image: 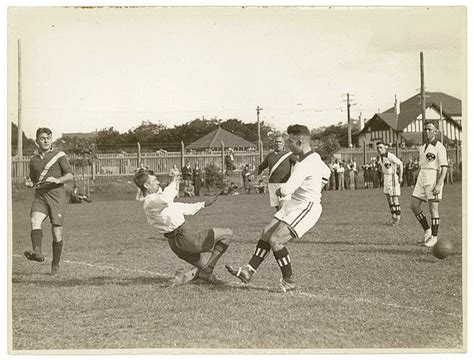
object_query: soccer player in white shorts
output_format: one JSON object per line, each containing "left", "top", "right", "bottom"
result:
{"left": 226, "top": 124, "right": 330, "bottom": 292}
{"left": 376, "top": 141, "right": 403, "bottom": 226}
{"left": 410, "top": 121, "right": 448, "bottom": 247}
{"left": 256, "top": 135, "right": 293, "bottom": 210}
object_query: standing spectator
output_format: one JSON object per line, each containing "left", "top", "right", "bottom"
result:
{"left": 225, "top": 148, "right": 235, "bottom": 176}
{"left": 348, "top": 162, "right": 356, "bottom": 190}
{"left": 336, "top": 160, "right": 345, "bottom": 190}
{"left": 371, "top": 158, "right": 381, "bottom": 188}
{"left": 242, "top": 164, "right": 253, "bottom": 194}
{"left": 362, "top": 163, "right": 371, "bottom": 189}
{"left": 412, "top": 159, "right": 420, "bottom": 185}
{"left": 329, "top": 161, "right": 337, "bottom": 190}
{"left": 343, "top": 160, "right": 350, "bottom": 190}
{"left": 181, "top": 160, "right": 193, "bottom": 188}
{"left": 405, "top": 159, "right": 414, "bottom": 187}
{"left": 351, "top": 159, "right": 358, "bottom": 189}
{"left": 192, "top": 162, "right": 203, "bottom": 196}
{"left": 169, "top": 164, "right": 181, "bottom": 178}
{"left": 445, "top": 157, "right": 454, "bottom": 184}
{"left": 332, "top": 159, "right": 340, "bottom": 190}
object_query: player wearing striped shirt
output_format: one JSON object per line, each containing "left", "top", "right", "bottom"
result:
{"left": 376, "top": 141, "right": 403, "bottom": 226}
{"left": 410, "top": 121, "right": 448, "bottom": 247}
{"left": 134, "top": 169, "right": 233, "bottom": 286}
{"left": 226, "top": 125, "right": 330, "bottom": 292}
{"left": 256, "top": 135, "right": 292, "bottom": 210}
{"left": 23, "top": 128, "right": 73, "bottom": 274}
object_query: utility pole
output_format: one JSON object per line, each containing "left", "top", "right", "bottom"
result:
{"left": 420, "top": 51, "right": 426, "bottom": 143}
{"left": 346, "top": 93, "right": 351, "bottom": 147}
{"left": 256, "top": 106, "right": 263, "bottom": 154}
{"left": 17, "top": 39, "right": 23, "bottom": 158}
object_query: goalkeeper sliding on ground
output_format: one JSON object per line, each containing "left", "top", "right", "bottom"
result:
{"left": 134, "top": 169, "right": 233, "bottom": 286}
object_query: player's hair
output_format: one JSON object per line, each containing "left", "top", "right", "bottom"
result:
{"left": 133, "top": 168, "right": 155, "bottom": 194}
{"left": 424, "top": 120, "right": 439, "bottom": 130}
{"left": 36, "top": 127, "right": 52, "bottom": 139}
{"left": 376, "top": 141, "right": 386, "bottom": 146}
{"left": 287, "top": 124, "right": 311, "bottom": 137}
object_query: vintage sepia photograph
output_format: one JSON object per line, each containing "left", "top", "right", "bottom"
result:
{"left": 6, "top": 4, "right": 468, "bottom": 355}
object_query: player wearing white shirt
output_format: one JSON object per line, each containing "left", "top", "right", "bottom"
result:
{"left": 134, "top": 169, "right": 233, "bottom": 286}
{"left": 226, "top": 125, "right": 330, "bottom": 293}
{"left": 410, "top": 121, "right": 448, "bottom": 247}
{"left": 376, "top": 141, "right": 404, "bottom": 226}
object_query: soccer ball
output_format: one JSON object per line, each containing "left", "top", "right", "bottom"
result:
{"left": 432, "top": 239, "right": 453, "bottom": 259}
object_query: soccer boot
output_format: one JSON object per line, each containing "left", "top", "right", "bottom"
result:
{"left": 51, "top": 263, "right": 60, "bottom": 275}
{"left": 24, "top": 250, "right": 45, "bottom": 263}
{"left": 384, "top": 219, "right": 395, "bottom": 225}
{"left": 170, "top": 267, "right": 199, "bottom": 287}
{"left": 391, "top": 219, "right": 400, "bottom": 227}
{"left": 417, "top": 228, "right": 432, "bottom": 245}
{"left": 424, "top": 235, "right": 438, "bottom": 248}
{"left": 225, "top": 264, "right": 254, "bottom": 284}
{"left": 279, "top": 277, "right": 296, "bottom": 293}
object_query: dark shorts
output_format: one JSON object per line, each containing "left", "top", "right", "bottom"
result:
{"left": 164, "top": 224, "right": 215, "bottom": 264}
{"left": 30, "top": 187, "right": 66, "bottom": 226}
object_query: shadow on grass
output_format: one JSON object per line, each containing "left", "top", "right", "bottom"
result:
{"left": 11, "top": 275, "right": 170, "bottom": 287}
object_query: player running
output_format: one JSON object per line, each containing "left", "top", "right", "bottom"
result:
{"left": 376, "top": 141, "right": 403, "bottom": 226}
{"left": 134, "top": 169, "right": 233, "bottom": 286}
{"left": 255, "top": 135, "right": 293, "bottom": 210}
{"left": 23, "top": 127, "right": 74, "bottom": 274}
{"left": 226, "top": 125, "right": 330, "bottom": 292}
{"left": 410, "top": 121, "right": 448, "bottom": 247}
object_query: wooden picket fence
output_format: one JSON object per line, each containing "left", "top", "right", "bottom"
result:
{"left": 10, "top": 146, "right": 461, "bottom": 183}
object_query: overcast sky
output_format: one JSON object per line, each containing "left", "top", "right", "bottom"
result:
{"left": 7, "top": 6, "right": 466, "bottom": 139}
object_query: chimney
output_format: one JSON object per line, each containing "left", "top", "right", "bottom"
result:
{"left": 394, "top": 95, "right": 400, "bottom": 116}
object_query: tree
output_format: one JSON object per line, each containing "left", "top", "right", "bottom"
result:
{"left": 314, "top": 134, "right": 340, "bottom": 161}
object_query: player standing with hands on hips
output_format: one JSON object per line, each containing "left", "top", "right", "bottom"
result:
{"left": 226, "top": 125, "right": 330, "bottom": 292}
{"left": 24, "top": 127, "right": 73, "bottom": 274}
{"left": 410, "top": 121, "right": 448, "bottom": 247}
{"left": 134, "top": 169, "right": 233, "bottom": 286}
{"left": 376, "top": 141, "right": 403, "bottom": 226}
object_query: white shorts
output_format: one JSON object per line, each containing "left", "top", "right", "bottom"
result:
{"left": 268, "top": 183, "right": 291, "bottom": 208}
{"left": 274, "top": 199, "right": 322, "bottom": 239}
{"left": 383, "top": 174, "right": 401, "bottom": 197}
{"left": 412, "top": 169, "right": 443, "bottom": 201}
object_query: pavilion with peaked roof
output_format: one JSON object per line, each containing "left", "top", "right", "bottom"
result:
{"left": 185, "top": 126, "right": 256, "bottom": 151}
{"left": 358, "top": 92, "right": 462, "bottom": 147}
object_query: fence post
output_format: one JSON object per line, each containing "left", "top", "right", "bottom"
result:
{"left": 92, "top": 160, "right": 96, "bottom": 180}
{"left": 181, "top": 141, "right": 185, "bottom": 169}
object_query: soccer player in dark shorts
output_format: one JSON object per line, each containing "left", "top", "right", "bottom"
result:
{"left": 134, "top": 169, "right": 233, "bottom": 286}
{"left": 24, "top": 127, "right": 73, "bottom": 274}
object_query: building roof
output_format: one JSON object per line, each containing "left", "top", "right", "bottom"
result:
{"left": 360, "top": 92, "right": 462, "bottom": 134}
{"left": 186, "top": 126, "right": 256, "bottom": 150}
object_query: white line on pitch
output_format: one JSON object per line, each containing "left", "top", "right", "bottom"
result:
{"left": 12, "top": 254, "right": 462, "bottom": 319}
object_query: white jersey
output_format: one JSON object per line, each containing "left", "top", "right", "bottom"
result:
{"left": 142, "top": 180, "right": 205, "bottom": 233}
{"left": 378, "top": 152, "right": 403, "bottom": 176}
{"left": 279, "top": 151, "right": 331, "bottom": 203}
{"left": 418, "top": 140, "right": 448, "bottom": 171}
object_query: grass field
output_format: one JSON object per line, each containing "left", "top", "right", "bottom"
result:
{"left": 10, "top": 183, "right": 464, "bottom": 352}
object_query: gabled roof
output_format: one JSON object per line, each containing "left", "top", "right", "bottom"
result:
{"left": 186, "top": 126, "right": 256, "bottom": 150}
{"left": 360, "top": 92, "right": 462, "bottom": 134}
